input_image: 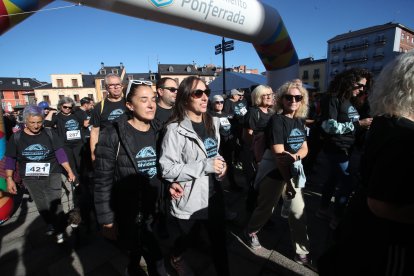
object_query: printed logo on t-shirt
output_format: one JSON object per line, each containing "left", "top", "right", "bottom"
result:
{"left": 347, "top": 106, "right": 360, "bottom": 122}
{"left": 135, "top": 146, "right": 157, "bottom": 178}
{"left": 65, "top": 119, "right": 79, "bottom": 131}
{"left": 204, "top": 137, "right": 218, "bottom": 158}
{"left": 108, "top": 109, "right": 124, "bottom": 121}
{"left": 22, "top": 144, "right": 50, "bottom": 161}
{"left": 234, "top": 102, "right": 247, "bottom": 116}
{"left": 287, "top": 128, "right": 305, "bottom": 152}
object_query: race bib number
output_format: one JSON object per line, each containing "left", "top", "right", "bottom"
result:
{"left": 219, "top": 117, "right": 231, "bottom": 127}
{"left": 25, "top": 163, "right": 50, "bottom": 176}
{"left": 66, "top": 130, "right": 81, "bottom": 140}
{"left": 239, "top": 107, "right": 247, "bottom": 116}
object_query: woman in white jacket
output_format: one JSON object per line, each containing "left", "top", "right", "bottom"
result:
{"left": 159, "top": 76, "right": 229, "bottom": 276}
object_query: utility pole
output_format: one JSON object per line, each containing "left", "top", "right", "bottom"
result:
{"left": 215, "top": 37, "right": 234, "bottom": 96}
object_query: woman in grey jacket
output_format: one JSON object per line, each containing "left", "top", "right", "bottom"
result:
{"left": 159, "top": 76, "right": 229, "bottom": 276}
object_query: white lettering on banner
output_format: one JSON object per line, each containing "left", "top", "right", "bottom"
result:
{"left": 181, "top": 0, "right": 246, "bottom": 25}
{"left": 25, "top": 162, "right": 50, "bottom": 176}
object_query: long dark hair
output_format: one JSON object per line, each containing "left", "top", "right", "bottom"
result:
{"left": 167, "top": 76, "right": 215, "bottom": 136}
{"left": 328, "top": 68, "right": 372, "bottom": 100}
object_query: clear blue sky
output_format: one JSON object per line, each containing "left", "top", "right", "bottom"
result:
{"left": 0, "top": 0, "right": 413, "bottom": 82}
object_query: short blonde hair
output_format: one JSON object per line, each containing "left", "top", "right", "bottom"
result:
{"left": 251, "top": 85, "right": 273, "bottom": 106}
{"left": 274, "top": 81, "right": 309, "bottom": 119}
{"left": 369, "top": 50, "right": 414, "bottom": 117}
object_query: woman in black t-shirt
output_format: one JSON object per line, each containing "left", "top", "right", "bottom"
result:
{"left": 244, "top": 81, "right": 312, "bottom": 266}
{"left": 5, "top": 105, "right": 75, "bottom": 243}
{"left": 94, "top": 83, "right": 167, "bottom": 276}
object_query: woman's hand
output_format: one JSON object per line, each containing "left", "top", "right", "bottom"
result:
{"left": 67, "top": 171, "right": 76, "bottom": 183}
{"left": 359, "top": 118, "right": 373, "bottom": 129}
{"left": 6, "top": 177, "right": 17, "bottom": 195}
{"left": 169, "top": 182, "right": 184, "bottom": 199}
{"left": 214, "top": 156, "right": 227, "bottom": 178}
{"left": 276, "top": 151, "right": 296, "bottom": 166}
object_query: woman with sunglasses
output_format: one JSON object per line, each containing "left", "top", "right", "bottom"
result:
{"left": 159, "top": 76, "right": 229, "bottom": 276}
{"left": 243, "top": 81, "right": 312, "bottom": 266}
{"left": 94, "top": 82, "right": 167, "bottom": 276}
{"left": 316, "top": 68, "right": 373, "bottom": 230}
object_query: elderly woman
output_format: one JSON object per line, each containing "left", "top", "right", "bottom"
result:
{"left": 243, "top": 81, "right": 312, "bottom": 266}
{"left": 44, "top": 97, "right": 85, "bottom": 186}
{"left": 318, "top": 49, "right": 414, "bottom": 276}
{"left": 160, "top": 76, "right": 229, "bottom": 276}
{"left": 5, "top": 105, "right": 75, "bottom": 243}
{"left": 248, "top": 84, "right": 275, "bottom": 163}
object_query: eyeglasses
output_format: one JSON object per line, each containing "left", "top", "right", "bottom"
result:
{"left": 160, "top": 86, "right": 178, "bottom": 93}
{"left": 262, "top": 93, "right": 273, "bottom": 98}
{"left": 191, "top": 89, "right": 211, "bottom": 98}
{"left": 353, "top": 83, "right": 366, "bottom": 90}
{"left": 126, "top": 80, "right": 153, "bottom": 98}
{"left": 106, "top": 83, "right": 122, "bottom": 88}
{"left": 283, "top": 95, "right": 303, "bottom": 102}
{"left": 62, "top": 105, "right": 73, "bottom": 110}
{"left": 215, "top": 101, "right": 224, "bottom": 104}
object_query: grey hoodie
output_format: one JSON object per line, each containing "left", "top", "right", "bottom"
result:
{"left": 159, "top": 116, "right": 221, "bottom": 219}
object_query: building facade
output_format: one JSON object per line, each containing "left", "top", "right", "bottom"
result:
{"left": 299, "top": 57, "right": 327, "bottom": 93}
{"left": 0, "top": 77, "right": 43, "bottom": 112}
{"left": 326, "top": 22, "right": 414, "bottom": 86}
{"left": 158, "top": 64, "right": 218, "bottom": 85}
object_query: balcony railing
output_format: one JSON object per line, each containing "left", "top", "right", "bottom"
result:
{"left": 374, "top": 38, "right": 387, "bottom": 45}
{"left": 343, "top": 56, "right": 368, "bottom": 64}
{"left": 343, "top": 42, "right": 369, "bottom": 51}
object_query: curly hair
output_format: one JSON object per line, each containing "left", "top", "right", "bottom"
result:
{"left": 274, "top": 81, "right": 309, "bottom": 119}
{"left": 328, "top": 68, "right": 373, "bottom": 100}
{"left": 369, "top": 51, "right": 414, "bottom": 117}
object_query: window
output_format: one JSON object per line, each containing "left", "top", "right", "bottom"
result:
{"left": 74, "top": 94, "right": 80, "bottom": 103}
{"left": 88, "top": 94, "right": 94, "bottom": 100}
{"left": 71, "top": 79, "right": 78, "bottom": 87}
{"left": 302, "top": 70, "right": 308, "bottom": 80}
{"left": 100, "top": 69, "right": 106, "bottom": 75}
{"left": 23, "top": 81, "right": 30, "bottom": 87}
{"left": 150, "top": 74, "right": 156, "bottom": 81}
{"left": 401, "top": 33, "right": 405, "bottom": 40}
{"left": 112, "top": 69, "right": 118, "bottom": 75}
{"left": 14, "top": 91, "right": 19, "bottom": 99}
{"left": 186, "top": 66, "right": 191, "bottom": 72}
{"left": 407, "top": 35, "right": 410, "bottom": 42}
{"left": 43, "top": 95, "right": 50, "bottom": 104}
{"left": 100, "top": 79, "right": 105, "bottom": 90}
{"left": 59, "top": 95, "right": 64, "bottom": 100}
{"left": 314, "top": 81, "right": 319, "bottom": 88}
{"left": 169, "top": 66, "right": 174, "bottom": 72}
{"left": 57, "top": 79, "right": 63, "bottom": 87}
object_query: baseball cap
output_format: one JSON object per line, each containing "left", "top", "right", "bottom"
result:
{"left": 38, "top": 101, "right": 49, "bottom": 110}
{"left": 231, "top": 89, "right": 244, "bottom": 96}
{"left": 80, "top": 97, "right": 92, "bottom": 105}
{"left": 213, "top": 95, "right": 224, "bottom": 102}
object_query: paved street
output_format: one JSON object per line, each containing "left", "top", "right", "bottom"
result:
{"left": 0, "top": 167, "right": 334, "bottom": 276}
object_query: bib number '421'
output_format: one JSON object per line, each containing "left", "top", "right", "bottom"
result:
{"left": 25, "top": 163, "right": 50, "bottom": 176}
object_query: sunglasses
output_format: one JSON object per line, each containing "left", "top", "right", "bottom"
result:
{"left": 160, "top": 86, "right": 178, "bottom": 93}
{"left": 62, "top": 105, "right": 73, "bottom": 110}
{"left": 262, "top": 93, "right": 273, "bottom": 98}
{"left": 191, "top": 89, "right": 211, "bottom": 98}
{"left": 283, "top": 95, "right": 303, "bottom": 102}
{"left": 215, "top": 101, "right": 224, "bottom": 104}
{"left": 353, "top": 83, "right": 366, "bottom": 90}
{"left": 126, "top": 80, "right": 153, "bottom": 98}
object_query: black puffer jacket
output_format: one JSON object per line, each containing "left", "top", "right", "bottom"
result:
{"left": 94, "top": 115, "right": 161, "bottom": 227}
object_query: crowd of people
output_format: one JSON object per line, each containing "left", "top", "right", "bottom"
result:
{"left": 2, "top": 50, "right": 413, "bottom": 275}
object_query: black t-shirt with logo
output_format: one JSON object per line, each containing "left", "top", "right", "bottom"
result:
{"left": 191, "top": 121, "right": 218, "bottom": 195}
{"left": 126, "top": 123, "right": 158, "bottom": 183}
{"left": 269, "top": 114, "right": 306, "bottom": 154}
{"left": 6, "top": 130, "right": 63, "bottom": 177}
{"left": 46, "top": 112, "right": 84, "bottom": 145}
{"left": 90, "top": 98, "right": 126, "bottom": 129}
{"left": 321, "top": 96, "right": 360, "bottom": 151}
{"left": 248, "top": 107, "right": 273, "bottom": 135}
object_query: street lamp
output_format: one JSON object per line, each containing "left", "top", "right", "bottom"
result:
{"left": 215, "top": 37, "right": 234, "bottom": 96}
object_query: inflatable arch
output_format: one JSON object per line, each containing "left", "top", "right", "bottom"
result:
{"left": 0, "top": 0, "right": 299, "bottom": 223}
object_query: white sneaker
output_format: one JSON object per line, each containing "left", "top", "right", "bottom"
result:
{"left": 56, "top": 233, "right": 64, "bottom": 244}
